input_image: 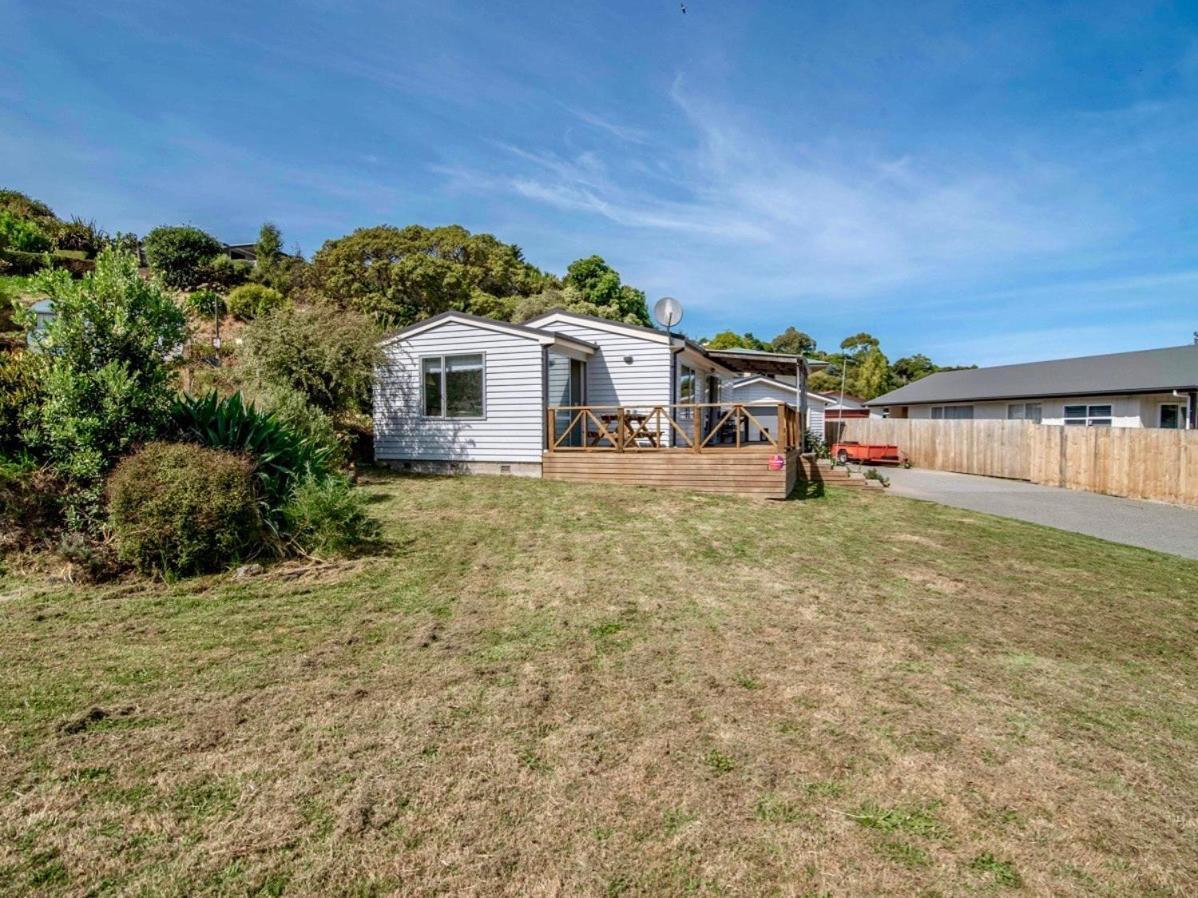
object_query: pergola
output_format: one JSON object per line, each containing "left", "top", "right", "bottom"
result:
{"left": 705, "top": 348, "right": 827, "bottom": 424}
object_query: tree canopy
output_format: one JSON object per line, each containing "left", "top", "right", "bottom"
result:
{"left": 309, "top": 224, "right": 555, "bottom": 327}
{"left": 562, "top": 256, "right": 650, "bottom": 325}
{"left": 143, "top": 225, "right": 225, "bottom": 290}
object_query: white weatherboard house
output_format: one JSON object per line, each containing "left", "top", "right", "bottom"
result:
{"left": 868, "top": 344, "right": 1198, "bottom": 429}
{"left": 724, "top": 375, "right": 833, "bottom": 443}
{"left": 373, "top": 309, "right": 817, "bottom": 497}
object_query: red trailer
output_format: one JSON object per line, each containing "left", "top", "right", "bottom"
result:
{"left": 830, "top": 441, "right": 908, "bottom": 466}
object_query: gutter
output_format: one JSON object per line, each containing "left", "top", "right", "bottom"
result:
{"left": 868, "top": 385, "right": 1198, "bottom": 408}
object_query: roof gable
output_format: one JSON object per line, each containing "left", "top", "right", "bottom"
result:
{"left": 378, "top": 311, "right": 596, "bottom": 353}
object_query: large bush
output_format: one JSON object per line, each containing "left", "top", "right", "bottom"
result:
{"left": 185, "top": 288, "right": 225, "bottom": 319}
{"left": 282, "top": 473, "right": 379, "bottom": 556}
{"left": 0, "top": 210, "right": 53, "bottom": 254}
{"left": 242, "top": 305, "right": 380, "bottom": 414}
{"left": 171, "top": 391, "right": 332, "bottom": 521}
{"left": 107, "top": 442, "right": 262, "bottom": 575}
{"left": 33, "top": 249, "right": 188, "bottom": 528}
{"left": 226, "top": 283, "right": 286, "bottom": 320}
{"left": 143, "top": 225, "right": 224, "bottom": 290}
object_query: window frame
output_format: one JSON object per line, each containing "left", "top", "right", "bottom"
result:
{"left": 679, "top": 364, "right": 696, "bottom": 403}
{"left": 419, "top": 351, "right": 486, "bottom": 420}
{"left": 1159, "top": 402, "right": 1184, "bottom": 429}
{"left": 1063, "top": 403, "right": 1113, "bottom": 427}
{"left": 1006, "top": 402, "right": 1044, "bottom": 424}
{"left": 931, "top": 405, "right": 974, "bottom": 420}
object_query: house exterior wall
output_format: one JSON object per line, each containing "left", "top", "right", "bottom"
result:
{"left": 541, "top": 320, "right": 672, "bottom": 407}
{"left": 374, "top": 320, "right": 545, "bottom": 465}
{"left": 900, "top": 393, "right": 1186, "bottom": 428}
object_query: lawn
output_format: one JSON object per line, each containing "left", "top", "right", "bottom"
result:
{"left": 2, "top": 472, "right": 1197, "bottom": 896}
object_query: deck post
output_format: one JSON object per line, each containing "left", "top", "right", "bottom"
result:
{"left": 693, "top": 404, "right": 701, "bottom": 452}
{"left": 617, "top": 407, "right": 625, "bottom": 452}
{"left": 546, "top": 406, "right": 555, "bottom": 452}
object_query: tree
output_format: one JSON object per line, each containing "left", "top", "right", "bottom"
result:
{"left": 770, "top": 326, "right": 817, "bottom": 355}
{"left": 144, "top": 225, "right": 225, "bottom": 290}
{"left": 31, "top": 248, "right": 188, "bottom": 528}
{"left": 854, "top": 347, "right": 894, "bottom": 399}
{"left": 563, "top": 255, "right": 650, "bottom": 325}
{"left": 892, "top": 353, "right": 938, "bottom": 385}
{"left": 705, "top": 330, "right": 768, "bottom": 350}
{"left": 254, "top": 222, "right": 284, "bottom": 268}
{"left": 309, "top": 224, "right": 553, "bottom": 326}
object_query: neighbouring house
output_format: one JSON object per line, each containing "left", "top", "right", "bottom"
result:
{"left": 373, "top": 309, "right": 818, "bottom": 497}
{"left": 867, "top": 344, "right": 1198, "bottom": 429}
{"left": 724, "top": 375, "right": 833, "bottom": 443}
{"left": 817, "top": 391, "right": 872, "bottom": 444}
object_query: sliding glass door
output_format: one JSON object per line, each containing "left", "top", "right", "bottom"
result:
{"left": 548, "top": 352, "right": 585, "bottom": 447}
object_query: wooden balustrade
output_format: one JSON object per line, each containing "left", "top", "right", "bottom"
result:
{"left": 545, "top": 403, "right": 801, "bottom": 453}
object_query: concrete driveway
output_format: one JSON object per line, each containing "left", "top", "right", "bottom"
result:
{"left": 878, "top": 467, "right": 1198, "bottom": 560}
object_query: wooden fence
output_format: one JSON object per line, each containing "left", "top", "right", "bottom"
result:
{"left": 841, "top": 418, "right": 1198, "bottom": 506}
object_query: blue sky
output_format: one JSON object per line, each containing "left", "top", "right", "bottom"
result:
{"left": 3, "top": 1, "right": 1197, "bottom": 365}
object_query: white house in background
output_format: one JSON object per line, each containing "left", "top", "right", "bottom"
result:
{"left": 724, "top": 375, "right": 832, "bottom": 442}
{"left": 867, "top": 344, "right": 1198, "bottom": 429}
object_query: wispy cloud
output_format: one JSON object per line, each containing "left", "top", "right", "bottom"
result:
{"left": 435, "top": 79, "right": 1113, "bottom": 303}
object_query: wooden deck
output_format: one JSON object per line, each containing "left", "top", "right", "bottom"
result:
{"left": 542, "top": 402, "right": 804, "bottom": 498}
{"left": 542, "top": 446, "right": 801, "bottom": 498}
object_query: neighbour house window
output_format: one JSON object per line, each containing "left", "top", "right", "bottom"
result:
{"left": 931, "top": 405, "right": 974, "bottom": 420}
{"left": 1160, "top": 403, "right": 1183, "bottom": 429}
{"left": 422, "top": 353, "right": 484, "bottom": 418}
{"left": 1063, "top": 404, "right": 1112, "bottom": 427}
{"left": 1006, "top": 402, "right": 1043, "bottom": 423}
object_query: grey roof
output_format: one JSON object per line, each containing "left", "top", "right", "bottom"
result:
{"left": 868, "top": 344, "right": 1198, "bottom": 406}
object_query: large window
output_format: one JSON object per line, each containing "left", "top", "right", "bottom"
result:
{"left": 1064, "top": 404, "right": 1111, "bottom": 427}
{"left": 422, "top": 353, "right": 484, "bottom": 418}
{"left": 931, "top": 405, "right": 974, "bottom": 420}
{"left": 1007, "top": 402, "right": 1043, "bottom": 423}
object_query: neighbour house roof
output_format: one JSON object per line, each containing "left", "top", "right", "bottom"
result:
{"left": 727, "top": 376, "right": 835, "bottom": 403}
{"left": 868, "top": 344, "right": 1198, "bottom": 407}
{"left": 377, "top": 310, "right": 598, "bottom": 354}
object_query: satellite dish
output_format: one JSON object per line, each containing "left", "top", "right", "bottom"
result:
{"left": 654, "top": 296, "right": 684, "bottom": 329}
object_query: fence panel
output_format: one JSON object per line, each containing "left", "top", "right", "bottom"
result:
{"left": 841, "top": 418, "right": 1198, "bottom": 506}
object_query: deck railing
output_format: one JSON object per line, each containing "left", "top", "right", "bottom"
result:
{"left": 545, "top": 403, "right": 801, "bottom": 453}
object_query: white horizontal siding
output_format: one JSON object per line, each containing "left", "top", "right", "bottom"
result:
{"left": 543, "top": 321, "right": 672, "bottom": 407}
{"left": 728, "top": 379, "right": 825, "bottom": 438}
{"left": 374, "top": 321, "right": 544, "bottom": 463}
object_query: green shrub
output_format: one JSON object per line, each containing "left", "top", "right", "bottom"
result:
{"left": 186, "top": 289, "right": 226, "bottom": 319}
{"left": 33, "top": 249, "right": 188, "bottom": 528}
{"left": 143, "top": 225, "right": 224, "bottom": 290}
{"left": 108, "top": 442, "right": 263, "bottom": 575}
{"left": 282, "top": 474, "right": 379, "bottom": 556}
{"left": 207, "top": 254, "right": 252, "bottom": 290}
{"left": 261, "top": 385, "right": 346, "bottom": 468}
{"left": 0, "top": 210, "right": 52, "bottom": 253}
{"left": 53, "top": 218, "right": 107, "bottom": 257}
{"left": 0, "top": 189, "right": 57, "bottom": 225}
{"left": 242, "top": 304, "right": 379, "bottom": 414}
{"left": 226, "top": 283, "right": 286, "bottom": 320}
{"left": 0, "top": 349, "right": 43, "bottom": 453}
{"left": 171, "top": 391, "right": 332, "bottom": 522}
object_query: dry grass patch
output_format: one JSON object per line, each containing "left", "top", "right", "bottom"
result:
{"left": 1, "top": 470, "right": 1197, "bottom": 896}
